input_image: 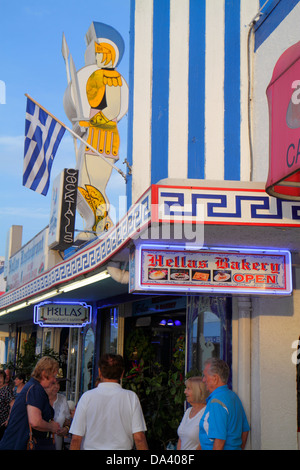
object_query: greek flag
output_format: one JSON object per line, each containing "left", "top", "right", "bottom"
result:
{"left": 23, "top": 97, "right": 66, "bottom": 195}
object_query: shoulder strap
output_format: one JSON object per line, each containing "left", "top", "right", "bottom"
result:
{"left": 26, "top": 384, "right": 34, "bottom": 404}
{"left": 26, "top": 384, "right": 35, "bottom": 436}
{"left": 26, "top": 383, "right": 55, "bottom": 443}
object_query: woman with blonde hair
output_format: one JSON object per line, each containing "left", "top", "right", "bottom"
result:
{"left": 0, "top": 356, "right": 61, "bottom": 450}
{"left": 177, "top": 376, "right": 208, "bottom": 450}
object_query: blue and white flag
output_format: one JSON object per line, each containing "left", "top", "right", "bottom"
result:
{"left": 23, "top": 97, "right": 66, "bottom": 195}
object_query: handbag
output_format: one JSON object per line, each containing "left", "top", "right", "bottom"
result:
{"left": 26, "top": 420, "right": 56, "bottom": 451}
{"left": 26, "top": 385, "right": 35, "bottom": 450}
{"left": 27, "top": 423, "right": 37, "bottom": 450}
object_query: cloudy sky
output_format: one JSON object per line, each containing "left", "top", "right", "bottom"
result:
{"left": 0, "top": 0, "right": 130, "bottom": 257}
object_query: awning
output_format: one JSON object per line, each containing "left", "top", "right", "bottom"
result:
{"left": 266, "top": 41, "right": 300, "bottom": 200}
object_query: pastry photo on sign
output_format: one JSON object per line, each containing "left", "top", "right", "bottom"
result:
{"left": 148, "top": 268, "right": 168, "bottom": 280}
{"left": 191, "top": 270, "right": 211, "bottom": 282}
{"left": 170, "top": 269, "right": 190, "bottom": 281}
{"left": 213, "top": 270, "right": 231, "bottom": 282}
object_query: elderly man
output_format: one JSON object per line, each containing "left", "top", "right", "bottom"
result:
{"left": 70, "top": 354, "right": 148, "bottom": 450}
{"left": 199, "top": 358, "right": 250, "bottom": 450}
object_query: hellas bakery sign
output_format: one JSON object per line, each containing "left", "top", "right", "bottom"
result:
{"left": 129, "top": 245, "right": 292, "bottom": 295}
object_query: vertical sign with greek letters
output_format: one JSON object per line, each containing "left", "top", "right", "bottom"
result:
{"left": 48, "top": 169, "right": 78, "bottom": 250}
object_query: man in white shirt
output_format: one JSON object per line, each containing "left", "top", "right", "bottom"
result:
{"left": 69, "top": 354, "right": 148, "bottom": 450}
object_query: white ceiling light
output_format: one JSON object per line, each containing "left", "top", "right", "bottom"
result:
{"left": 2, "top": 301, "right": 28, "bottom": 314}
{"left": 27, "top": 289, "right": 61, "bottom": 305}
{"left": 0, "top": 270, "right": 111, "bottom": 317}
{"left": 60, "top": 270, "right": 111, "bottom": 293}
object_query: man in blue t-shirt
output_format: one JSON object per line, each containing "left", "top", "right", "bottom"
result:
{"left": 199, "top": 358, "right": 250, "bottom": 450}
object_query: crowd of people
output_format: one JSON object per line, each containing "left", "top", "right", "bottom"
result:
{"left": 0, "top": 355, "right": 249, "bottom": 451}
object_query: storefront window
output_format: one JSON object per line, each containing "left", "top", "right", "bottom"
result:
{"left": 109, "top": 308, "right": 118, "bottom": 353}
{"left": 99, "top": 307, "right": 119, "bottom": 355}
{"left": 19, "top": 325, "right": 35, "bottom": 355}
{"left": 35, "top": 328, "right": 43, "bottom": 356}
{"left": 82, "top": 327, "right": 95, "bottom": 392}
{"left": 5, "top": 324, "right": 37, "bottom": 368}
{"left": 6, "top": 326, "right": 16, "bottom": 364}
{"left": 66, "top": 328, "right": 81, "bottom": 403}
{"left": 43, "top": 329, "right": 52, "bottom": 350}
{"left": 187, "top": 296, "right": 232, "bottom": 377}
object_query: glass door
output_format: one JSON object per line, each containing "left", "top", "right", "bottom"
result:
{"left": 66, "top": 328, "right": 82, "bottom": 404}
{"left": 81, "top": 327, "right": 95, "bottom": 392}
{"left": 186, "top": 296, "right": 232, "bottom": 379}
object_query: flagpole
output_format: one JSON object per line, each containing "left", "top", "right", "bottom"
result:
{"left": 25, "top": 94, "right": 127, "bottom": 182}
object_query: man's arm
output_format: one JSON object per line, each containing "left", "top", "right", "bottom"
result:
{"left": 133, "top": 431, "right": 149, "bottom": 450}
{"left": 212, "top": 438, "right": 225, "bottom": 450}
{"left": 241, "top": 431, "right": 249, "bottom": 449}
{"left": 70, "top": 434, "right": 83, "bottom": 450}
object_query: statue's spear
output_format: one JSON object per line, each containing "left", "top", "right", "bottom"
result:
{"left": 61, "top": 32, "right": 71, "bottom": 84}
{"left": 61, "top": 33, "right": 80, "bottom": 164}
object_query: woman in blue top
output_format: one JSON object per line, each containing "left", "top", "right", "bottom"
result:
{"left": 0, "top": 357, "right": 61, "bottom": 450}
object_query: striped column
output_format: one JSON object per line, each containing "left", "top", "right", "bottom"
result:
{"left": 127, "top": 0, "right": 259, "bottom": 206}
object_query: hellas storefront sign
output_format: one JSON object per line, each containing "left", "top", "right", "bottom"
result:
{"left": 34, "top": 301, "right": 92, "bottom": 327}
{"left": 129, "top": 244, "right": 292, "bottom": 296}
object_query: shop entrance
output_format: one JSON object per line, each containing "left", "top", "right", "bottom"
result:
{"left": 122, "top": 295, "right": 231, "bottom": 449}
{"left": 58, "top": 326, "right": 95, "bottom": 402}
{"left": 186, "top": 296, "right": 232, "bottom": 382}
{"left": 124, "top": 309, "right": 186, "bottom": 372}
{"left": 123, "top": 299, "right": 186, "bottom": 450}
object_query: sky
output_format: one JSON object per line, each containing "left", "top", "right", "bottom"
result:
{"left": 0, "top": 0, "right": 130, "bottom": 258}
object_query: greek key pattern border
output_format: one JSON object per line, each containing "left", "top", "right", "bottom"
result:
{"left": 155, "top": 186, "right": 300, "bottom": 225}
{"left": 2, "top": 184, "right": 300, "bottom": 309}
{"left": 0, "top": 189, "right": 151, "bottom": 309}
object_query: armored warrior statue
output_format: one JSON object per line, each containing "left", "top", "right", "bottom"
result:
{"left": 62, "top": 22, "right": 128, "bottom": 238}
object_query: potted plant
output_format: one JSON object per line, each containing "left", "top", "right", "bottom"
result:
{"left": 123, "top": 333, "right": 186, "bottom": 450}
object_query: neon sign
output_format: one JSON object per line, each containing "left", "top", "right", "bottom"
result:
{"left": 129, "top": 244, "right": 292, "bottom": 296}
{"left": 34, "top": 301, "right": 92, "bottom": 327}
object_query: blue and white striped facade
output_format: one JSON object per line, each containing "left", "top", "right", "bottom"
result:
{"left": 126, "top": 0, "right": 259, "bottom": 207}
{"left": 125, "top": 0, "right": 300, "bottom": 450}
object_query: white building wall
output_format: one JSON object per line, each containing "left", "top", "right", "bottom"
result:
{"left": 168, "top": 0, "right": 189, "bottom": 180}
{"left": 252, "top": 3, "right": 300, "bottom": 181}
{"left": 131, "top": 0, "right": 153, "bottom": 204}
{"left": 204, "top": 0, "right": 225, "bottom": 181}
{"left": 240, "top": 0, "right": 259, "bottom": 181}
{"left": 252, "top": 1, "right": 300, "bottom": 449}
{"left": 251, "top": 290, "right": 300, "bottom": 450}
